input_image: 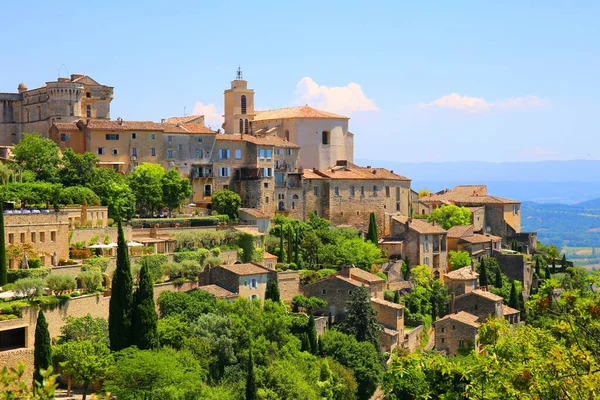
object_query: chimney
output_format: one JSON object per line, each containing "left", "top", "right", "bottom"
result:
{"left": 340, "top": 265, "right": 352, "bottom": 277}
{"left": 366, "top": 165, "right": 371, "bottom": 169}
{"left": 150, "top": 226, "right": 157, "bottom": 238}
{"left": 161, "top": 118, "right": 166, "bottom": 123}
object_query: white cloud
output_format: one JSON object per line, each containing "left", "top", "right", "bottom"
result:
{"left": 192, "top": 102, "right": 222, "bottom": 129}
{"left": 519, "top": 146, "right": 558, "bottom": 159}
{"left": 419, "top": 93, "right": 550, "bottom": 112}
{"left": 293, "top": 77, "right": 378, "bottom": 114}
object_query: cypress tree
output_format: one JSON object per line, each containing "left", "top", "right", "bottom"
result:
{"left": 327, "top": 311, "right": 333, "bottom": 329}
{"left": 278, "top": 223, "right": 284, "bottom": 262}
{"left": 294, "top": 225, "right": 300, "bottom": 266}
{"left": 431, "top": 295, "right": 438, "bottom": 321}
{"left": 561, "top": 254, "right": 567, "bottom": 272}
{"left": 0, "top": 202, "right": 6, "bottom": 286}
{"left": 307, "top": 313, "right": 318, "bottom": 354}
{"left": 393, "top": 290, "right": 400, "bottom": 304}
{"left": 479, "top": 258, "right": 488, "bottom": 287}
{"left": 509, "top": 281, "right": 519, "bottom": 310}
{"left": 109, "top": 220, "right": 134, "bottom": 351}
{"left": 551, "top": 258, "right": 556, "bottom": 273}
{"left": 33, "top": 310, "right": 52, "bottom": 389}
{"left": 133, "top": 264, "right": 159, "bottom": 350}
{"left": 300, "top": 332, "right": 310, "bottom": 352}
{"left": 245, "top": 347, "right": 257, "bottom": 400}
{"left": 534, "top": 258, "right": 541, "bottom": 278}
{"left": 318, "top": 336, "right": 324, "bottom": 355}
{"left": 265, "top": 278, "right": 280, "bottom": 303}
{"left": 545, "top": 265, "right": 551, "bottom": 280}
{"left": 366, "top": 212, "right": 378, "bottom": 244}
{"left": 287, "top": 227, "right": 293, "bottom": 264}
{"left": 494, "top": 266, "right": 503, "bottom": 288}
{"left": 402, "top": 258, "right": 410, "bottom": 280}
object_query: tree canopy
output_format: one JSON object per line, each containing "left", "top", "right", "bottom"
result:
{"left": 427, "top": 204, "right": 472, "bottom": 229}
{"left": 212, "top": 189, "right": 242, "bottom": 220}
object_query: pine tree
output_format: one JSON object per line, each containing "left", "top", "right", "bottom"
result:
{"left": 327, "top": 312, "right": 333, "bottom": 329}
{"left": 509, "top": 281, "right": 519, "bottom": 310}
{"left": 402, "top": 258, "right": 410, "bottom": 280}
{"left": 265, "top": 278, "right": 281, "bottom": 303}
{"left": 0, "top": 202, "right": 6, "bottom": 286}
{"left": 366, "top": 212, "right": 378, "bottom": 244}
{"left": 300, "top": 332, "right": 310, "bottom": 352}
{"left": 245, "top": 347, "right": 257, "bottom": 400}
{"left": 338, "top": 286, "right": 382, "bottom": 352}
{"left": 494, "top": 266, "right": 503, "bottom": 288}
{"left": 307, "top": 313, "right": 318, "bottom": 354}
{"left": 33, "top": 310, "right": 52, "bottom": 389}
{"left": 133, "top": 264, "right": 159, "bottom": 350}
{"left": 109, "top": 220, "right": 134, "bottom": 351}
{"left": 393, "top": 290, "right": 400, "bottom": 304}
{"left": 479, "top": 258, "right": 488, "bottom": 287}
{"left": 317, "top": 336, "right": 324, "bottom": 355}
{"left": 294, "top": 225, "right": 300, "bottom": 266}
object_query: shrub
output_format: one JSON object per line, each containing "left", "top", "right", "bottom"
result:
{"left": 8, "top": 268, "right": 51, "bottom": 283}
{"left": 1, "top": 283, "right": 16, "bottom": 291}
{"left": 89, "top": 235, "right": 100, "bottom": 246}
{"left": 28, "top": 258, "right": 42, "bottom": 269}
{"left": 0, "top": 314, "right": 18, "bottom": 321}
{"left": 14, "top": 277, "right": 45, "bottom": 299}
{"left": 376, "top": 272, "right": 388, "bottom": 282}
{"left": 161, "top": 262, "right": 183, "bottom": 280}
{"left": 211, "top": 247, "right": 221, "bottom": 257}
{"left": 83, "top": 257, "right": 110, "bottom": 273}
{"left": 204, "top": 256, "right": 223, "bottom": 268}
{"left": 139, "top": 254, "right": 168, "bottom": 282}
{"left": 77, "top": 270, "right": 103, "bottom": 291}
{"left": 180, "top": 260, "right": 203, "bottom": 278}
{"left": 173, "top": 249, "right": 210, "bottom": 264}
{"left": 45, "top": 274, "right": 77, "bottom": 294}
{"left": 70, "top": 249, "right": 91, "bottom": 260}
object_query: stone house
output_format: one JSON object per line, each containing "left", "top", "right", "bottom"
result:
{"left": 434, "top": 311, "right": 480, "bottom": 356}
{"left": 238, "top": 208, "right": 272, "bottom": 234}
{"left": 453, "top": 288, "right": 520, "bottom": 324}
{"left": 303, "top": 161, "right": 411, "bottom": 235}
{"left": 389, "top": 215, "right": 448, "bottom": 278}
{"left": 447, "top": 225, "right": 502, "bottom": 261}
{"left": 207, "top": 262, "right": 274, "bottom": 304}
{"left": 378, "top": 238, "right": 403, "bottom": 260}
{"left": 444, "top": 266, "right": 478, "bottom": 297}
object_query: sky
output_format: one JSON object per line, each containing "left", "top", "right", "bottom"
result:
{"left": 1, "top": 0, "right": 599, "bottom": 163}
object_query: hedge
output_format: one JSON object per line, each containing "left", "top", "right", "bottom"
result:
{"left": 129, "top": 216, "right": 228, "bottom": 229}
{"left": 7, "top": 268, "right": 51, "bottom": 283}
{"left": 173, "top": 249, "right": 210, "bottom": 264}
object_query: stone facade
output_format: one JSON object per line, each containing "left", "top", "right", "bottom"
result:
{"left": 62, "top": 205, "right": 109, "bottom": 228}
{"left": 0, "top": 74, "right": 112, "bottom": 145}
{"left": 493, "top": 250, "right": 534, "bottom": 296}
{"left": 208, "top": 263, "right": 274, "bottom": 304}
{"left": 277, "top": 271, "right": 300, "bottom": 302}
{"left": 447, "top": 225, "right": 502, "bottom": 261}
{"left": 444, "top": 266, "right": 478, "bottom": 297}
{"left": 434, "top": 311, "right": 479, "bottom": 356}
{"left": 453, "top": 289, "right": 503, "bottom": 322}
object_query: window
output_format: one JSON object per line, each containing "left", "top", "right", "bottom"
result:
{"left": 131, "top": 148, "right": 137, "bottom": 156}
{"left": 321, "top": 289, "right": 326, "bottom": 296}
{"left": 322, "top": 131, "right": 330, "bottom": 145}
{"left": 204, "top": 184, "right": 212, "bottom": 196}
{"left": 196, "top": 149, "right": 203, "bottom": 158}
{"left": 458, "top": 340, "right": 465, "bottom": 349}
{"left": 241, "top": 95, "right": 247, "bottom": 114}
{"left": 97, "top": 147, "right": 106, "bottom": 155}
{"left": 373, "top": 185, "right": 378, "bottom": 196}
{"left": 60, "top": 133, "right": 69, "bottom": 142}
{"left": 264, "top": 182, "right": 269, "bottom": 188}
{"left": 50, "top": 231, "right": 56, "bottom": 242}
{"left": 360, "top": 186, "right": 365, "bottom": 196}
{"left": 396, "top": 187, "right": 400, "bottom": 201}
{"left": 151, "top": 148, "right": 156, "bottom": 156}
{"left": 513, "top": 205, "right": 520, "bottom": 215}
{"left": 219, "top": 167, "right": 231, "bottom": 177}
{"left": 424, "top": 242, "right": 429, "bottom": 252}
{"left": 20, "top": 233, "right": 25, "bottom": 243}
{"left": 106, "top": 134, "right": 119, "bottom": 140}
{"left": 452, "top": 324, "right": 456, "bottom": 330}
{"left": 334, "top": 186, "right": 339, "bottom": 196}
{"left": 474, "top": 304, "right": 479, "bottom": 310}
{"left": 235, "top": 149, "right": 242, "bottom": 159}
{"left": 111, "top": 148, "right": 118, "bottom": 156}
{"left": 275, "top": 148, "right": 282, "bottom": 156}
{"left": 178, "top": 144, "right": 183, "bottom": 151}
{"left": 265, "top": 196, "right": 269, "bottom": 204}
{"left": 441, "top": 327, "right": 445, "bottom": 333}
{"left": 441, "top": 338, "right": 445, "bottom": 344}
{"left": 396, "top": 203, "right": 401, "bottom": 211}
{"left": 220, "top": 149, "right": 231, "bottom": 159}
{"left": 86, "top": 91, "right": 91, "bottom": 98}
{"left": 150, "top": 133, "right": 155, "bottom": 140}
{"left": 86, "top": 104, "right": 91, "bottom": 117}
{"left": 131, "top": 133, "right": 137, "bottom": 139}
{"left": 168, "top": 150, "right": 174, "bottom": 158}
{"left": 8, "top": 234, "right": 14, "bottom": 244}
{"left": 263, "top": 167, "right": 273, "bottom": 177}
{"left": 386, "top": 186, "right": 390, "bottom": 197}
{"left": 31, "top": 232, "right": 36, "bottom": 243}
{"left": 313, "top": 186, "right": 319, "bottom": 196}
{"left": 424, "top": 257, "right": 430, "bottom": 265}
{"left": 239, "top": 119, "right": 243, "bottom": 133}
{"left": 287, "top": 148, "right": 292, "bottom": 156}
{"left": 244, "top": 119, "right": 249, "bottom": 134}
{"left": 168, "top": 135, "right": 173, "bottom": 142}
{"left": 251, "top": 278, "right": 257, "bottom": 288}
{"left": 350, "top": 185, "right": 355, "bottom": 196}
{"left": 198, "top": 137, "right": 203, "bottom": 142}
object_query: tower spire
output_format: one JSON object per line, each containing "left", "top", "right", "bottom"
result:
{"left": 236, "top": 66, "right": 243, "bottom": 80}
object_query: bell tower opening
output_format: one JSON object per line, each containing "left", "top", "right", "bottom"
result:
{"left": 223, "top": 67, "right": 255, "bottom": 134}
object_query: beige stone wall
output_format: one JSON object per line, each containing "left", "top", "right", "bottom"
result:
{"left": 372, "top": 300, "right": 404, "bottom": 333}
{"left": 70, "top": 226, "right": 131, "bottom": 246}
{"left": 277, "top": 271, "right": 300, "bottom": 302}
{"left": 454, "top": 293, "right": 502, "bottom": 322}
{"left": 446, "top": 278, "right": 477, "bottom": 296}
{"left": 434, "top": 319, "right": 478, "bottom": 356}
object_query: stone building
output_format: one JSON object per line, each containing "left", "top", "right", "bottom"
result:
{"left": 444, "top": 266, "right": 478, "bottom": 297}
{"left": 1, "top": 74, "right": 112, "bottom": 145}
{"left": 388, "top": 215, "right": 448, "bottom": 278}
{"left": 493, "top": 249, "right": 534, "bottom": 298}
{"left": 238, "top": 208, "right": 272, "bottom": 234}
{"left": 453, "top": 288, "right": 521, "bottom": 324}
{"left": 447, "top": 225, "right": 502, "bottom": 261}
{"left": 3, "top": 210, "right": 70, "bottom": 268}
{"left": 434, "top": 311, "right": 480, "bottom": 356}
{"left": 207, "top": 262, "right": 274, "bottom": 304}
{"left": 303, "top": 161, "right": 411, "bottom": 235}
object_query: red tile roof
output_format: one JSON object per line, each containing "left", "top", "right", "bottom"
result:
{"left": 461, "top": 289, "right": 504, "bottom": 302}
{"left": 422, "top": 185, "right": 519, "bottom": 205}
{"left": 217, "top": 263, "right": 271, "bottom": 276}
{"left": 445, "top": 266, "right": 479, "bottom": 281}
{"left": 437, "top": 311, "right": 480, "bottom": 328}
{"left": 460, "top": 233, "right": 502, "bottom": 244}
{"left": 254, "top": 106, "right": 349, "bottom": 121}
{"left": 216, "top": 133, "right": 299, "bottom": 148}
{"left": 371, "top": 296, "right": 405, "bottom": 310}
{"left": 305, "top": 162, "right": 410, "bottom": 181}
{"left": 53, "top": 122, "right": 79, "bottom": 131}
{"left": 85, "top": 120, "right": 164, "bottom": 131}
{"left": 198, "top": 284, "right": 238, "bottom": 299}
{"left": 392, "top": 215, "right": 447, "bottom": 235}
{"left": 179, "top": 123, "right": 215, "bottom": 134}
{"left": 502, "top": 304, "right": 520, "bottom": 316}
{"left": 447, "top": 225, "right": 473, "bottom": 239}
{"left": 239, "top": 208, "right": 271, "bottom": 219}
{"left": 164, "top": 115, "right": 204, "bottom": 125}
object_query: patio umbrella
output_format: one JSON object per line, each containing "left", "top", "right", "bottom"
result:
{"left": 126, "top": 241, "right": 144, "bottom": 247}
{"left": 107, "top": 242, "right": 118, "bottom": 248}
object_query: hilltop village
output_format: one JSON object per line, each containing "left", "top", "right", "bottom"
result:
{"left": 0, "top": 71, "right": 597, "bottom": 399}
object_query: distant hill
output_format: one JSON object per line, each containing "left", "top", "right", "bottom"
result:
{"left": 576, "top": 197, "right": 600, "bottom": 209}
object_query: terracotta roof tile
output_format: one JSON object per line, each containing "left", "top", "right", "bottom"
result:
{"left": 334, "top": 275, "right": 363, "bottom": 287}
{"left": 445, "top": 266, "right": 479, "bottom": 281}
{"left": 239, "top": 208, "right": 271, "bottom": 219}
{"left": 461, "top": 289, "right": 504, "bottom": 302}
{"left": 180, "top": 123, "right": 215, "bottom": 134}
{"left": 447, "top": 225, "right": 473, "bottom": 239}
{"left": 85, "top": 120, "right": 164, "bottom": 131}
{"left": 392, "top": 215, "right": 447, "bottom": 234}
{"left": 347, "top": 267, "right": 385, "bottom": 283}
{"left": 502, "top": 304, "right": 520, "bottom": 316}
{"left": 306, "top": 162, "right": 410, "bottom": 181}
{"left": 422, "top": 185, "right": 519, "bottom": 205}
{"left": 436, "top": 311, "right": 480, "bottom": 328}
{"left": 198, "top": 284, "right": 238, "bottom": 299}
{"left": 263, "top": 252, "right": 278, "bottom": 260}
{"left": 254, "top": 106, "right": 349, "bottom": 121}
{"left": 216, "top": 133, "right": 299, "bottom": 148}
{"left": 53, "top": 122, "right": 79, "bottom": 131}
{"left": 460, "top": 233, "right": 502, "bottom": 244}
{"left": 217, "top": 263, "right": 271, "bottom": 276}
{"left": 165, "top": 115, "right": 204, "bottom": 125}
{"left": 371, "top": 296, "right": 405, "bottom": 310}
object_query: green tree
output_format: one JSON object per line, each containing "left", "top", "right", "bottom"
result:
{"left": 534, "top": 257, "right": 541, "bottom": 278}
{"left": 128, "top": 163, "right": 165, "bottom": 215}
{"left": 393, "top": 290, "right": 400, "bottom": 304}
{"left": 133, "top": 264, "right": 159, "bottom": 350}
{"left": 509, "top": 281, "right": 519, "bottom": 310}
{"left": 448, "top": 250, "right": 471, "bottom": 269}
{"left": 57, "top": 186, "right": 100, "bottom": 206}
{"left": 59, "top": 315, "right": 108, "bottom": 346}
{"left": 161, "top": 168, "right": 192, "bottom": 215}
{"left": 108, "top": 221, "right": 134, "bottom": 351}
{"left": 12, "top": 133, "right": 60, "bottom": 183}
{"left": 33, "top": 310, "right": 52, "bottom": 390}
{"left": 105, "top": 181, "right": 136, "bottom": 220}
{"left": 338, "top": 286, "right": 382, "bottom": 352}
{"left": 265, "top": 278, "right": 281, "bottom": 303}
{"left": 246, "top": 347, "right": 257, "bottom": 400}
{"left": 212, "top": 189, "right": 241, "bottom": 220}
{"left": 495, "top": 265, "right": 503, "bottom": 288}
{"left": 307, "top": 313, "right": 318, "bottom": 355}
{"left": 479, "top": 258, "right": 488, "bottom": 287}
{"left": 287, "top": 225, "right": 293, "bottom": 264}
{"left": 366, "top": 212, "right": 378, "bottom": 244}
{"left": 0, "top": 202, "right": 6, "bottom": 286}
{"left": 561, "top": 253, "right": 567, "bottom": 272}
{"left": 545, "top": 264, "right": 551, "bottom": 279}
{"left": 59, "top": 149, "right": 99, "bottom": 187}
{"left": 238, "top": 232, "right": 256, "bottom": 263}
{"left": 301, "top": 231, "right": 321, "bottom": 269}
{"left": 427, "top": 204, "right": 471, "bottom": 229}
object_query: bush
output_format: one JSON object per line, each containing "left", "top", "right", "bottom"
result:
{"left": 139, "top": 254, "right": 168, "bottom": 282}
{"left": 161, "top": 262, "right": 183, "bottom": 280}
{"left": 204, "top": 256, "right": 223, "bottom": 268}
{"left": 180, "top": 260, "right": 203, "bottom": 278}
{"left": 129, "top": 217, "right": 221, "bottom": 228}
{"left": 14, "top": 277, "right": 45, "bottom": 299}
{"left": 211, "top": 247, "right": 221, "bottom": 257}
{"left": 83, "top": 257, "right": 109, "bottom": 273}
{"left": 376, "top": 272, "right": 388, "bottom": 282}
{"left": 77, "top": 270, "right": 103, "bottom": 291}
{"left": 8, "top": 268, "right": 51, "bottom": 284}
{"left": 45, "top": 274, "right": 77, "bottom": 293}
{"left": 1, "top": 283, "right": 16, "bottom": 291}
{"left": 70, "top": 249, "right": 91, "bottom": 259}
{"left": 173, "top": 249, "right": 210, "bottom": 264}
{"left": 28, "top": 258, "right": 42, "bottom": 269}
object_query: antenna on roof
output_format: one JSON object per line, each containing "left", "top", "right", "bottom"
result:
{"left": 236, "top": 66, "right": 243, "bottom": 80}
{"left": 183, "top": 106, "right": 187, "bottom": 116}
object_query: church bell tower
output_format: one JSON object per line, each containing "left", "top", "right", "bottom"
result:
{"left": 223, "top": 67, "right": 255, "bottom": 134}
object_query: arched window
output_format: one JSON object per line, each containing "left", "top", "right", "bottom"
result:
{"left": 239, "top": 119, "right": 243, "bottom": 133}
{"left": 241, "top": 95, "right": 247, "bottom": 114}
{"left": 278, "top": 201, "right": 285, "bottom": 211}
{"left": 244, "top": 119, "right": 249, "bottom": 134}
{"left": 292, "top": 194, "right": 299, "bottom": 200}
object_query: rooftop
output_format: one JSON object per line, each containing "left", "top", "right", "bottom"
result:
{"left": 164, "top": 115, "right": 204, "bottom": 125}
{"left": 346, "top": 267, "right": 385, "bottom": 283}
{"left": 254, "top": 105, "right": 349, "bottom": 121}
{"left": 436, "top": 311, "right": 480, "bottom": 328}
{"left": 306, "top": 161, "right": 410, "bottom": 181}
{"left": 239, "top": 207, "right": 271, "bottom": 219}
{"left": 371, "top": 296, "right": 405, "bottom": 310}
{"left": 216, "top": 133, "right": 300, "bottom": 148}
{"left": 392, "top": 215, "right": 447, "bottom": 235}
{"left": 217, "top": 263, "right": 271, "bottom": 276}
{"left": 502, "top": 304, "right": 520, "bottom": 316}
{"left": 422, "top": 185, "right": 519, "bottom": 205}
{"left": 447, "top": 225, "right": 473, "bottom": 239}
{"left": 444, "top": 266, "right": 479, "bottom": 281}
{"left": 233, "top": 226, "right": 264, "bottom": 236}
{"left": 198, "top": 284, "right": 238, "bottom": 299}
{"left": 460, "top": 233, "right": 502, "bottom": 244}
{"left": 461, "top": 289, "right": 504, "bottom": 302}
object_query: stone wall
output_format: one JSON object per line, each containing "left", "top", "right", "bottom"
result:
{"left": 454, "top": 293, "right": 502, "bottom": 322}
{"left": 302, "top": 277, "right": 357, "bottom": 317}
{"left": 371, "top": 300, "right": 404, "bottom": 332}
{"left": 70, "top": 226, "right": 128, "bottom": 246}
{"left": 494, "top": 251, "right": 533, "bottom": 295}
{"left": 277, "top": 271, "right": 300, "bottom": 302}
{"left": 403, "top": 325, "right": 424, "bottom": 352}
{"left": 434, "top": 318, "right": 478, "bottom": 357}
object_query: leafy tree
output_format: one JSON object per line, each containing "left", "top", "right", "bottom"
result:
{"left": 14, "top": 277, "right": 45, "bottom": 299}
{"left": 128, "top": 163, "right": 165, "bottom": 215}
{"left": 307, "top": 313, "right": 318, "bottom": 355}
{"left": 448, "top": 250, "right": 471, "bottom": 269}
{"left": 246, "top": 347, "right": 257, "bottom": 400}
{"left": 34, "top": 310, "right": 52, "bottom": 390}
{"left": 162, "top": 168, "right": 192, "bottom": 215}
{"left": 157, "top": 288, "right": 217, "bottom": 320}
{"left": 0, "top": 202, "right": 6, "bottom": 286}
{"left": 479, "top": 258, "right": 488, "bottom": 287}
{"left": 0, "top": 363, "right": 58, "bottom": 399}
{"left": 133, "top": 264, "right": 159, "bottom": 350}
{"left": 59, "top": 149, "right": 99, "bottom": 187}
{"left": 238, "top": 232, "right": 256, "bottom": 263}
{"left": 59, "top": 315, "right": 109, "bottom": 346}
{"left": 12, "top": 133, "right": 60, "bottom": 183}
{"left": 427, "top": 204, "right": 471, "bottom": 229}
{"left": 108, "top": 221, "right": 134, "bottom": 351}
{"left": 57, "top": 186, "right": 99, "bottom": 206}
{"left": 292, "top": 294, "right": 327, "bottom": 314}
{"left": 301, "top": 231, "right": 321, "bottom": 269}
{"left": 190, "top": 313, "right": 237, "bottom": 379}
{"left": 393, "top": 290, "right": 400, "bottom": 304}
{"left": 105, "top": 181, "right": 136, "bottom": 220}
{"left": 417, "top": 189, "right": 431, "bottom": 198}
{"left": 265, "top": 278, "right": 280, "bottom": 303}
{"left": 212, "top": 189, "right": 241, "bottom": 220}
{"left": 338, "top": 286, "right": 382, "bottom": 352}
{"left": 366, "top": 212, "right": 378, "bottom": 244}
{"left": 509, "top": 281, "right": 519, "bottom": 310}
{"left": 561, "top": 253, "right": 567, "bottom": 272}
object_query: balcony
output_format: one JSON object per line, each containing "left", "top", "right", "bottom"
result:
{"left": 189, "top": 165, "right": 213, "bottom": 179}
{"left": 237, "top": 167, "right": 261, "bottom": 181}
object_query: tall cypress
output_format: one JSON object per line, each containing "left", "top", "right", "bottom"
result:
{"left": 109, "top": 220, "right": 134, "bottom": 351}
{"left": 561, "top": 254, "right": 567, "bottom": 272}
{"left": 294, "top": 225, "right": 300, "bottom": 266}
{"left": 327, "top": 312, "right": 333, "bottom": 329}
{"left": 479, "top": 258, "right": 488, "bottom": 287}
{"left": 494, "top": 266, "right": 503, "bottom": 288}
{"left": 430, "top": 295, "right": 438, "bottom": 321}
{"left": 265, "top": 278, "right": 280, "bottom": 303}
{"left": 33, "top": 310, "right": 52, "bottom": 389}
{"left": 551, "top": 258, "right": 556, "bottom": 273}
{"left": 534, "top": 258, "right": 541, "bottom": 278}
{"left": 545, "top": 265, "right": 551, "bottom": 280}
{"left": 287, "top": 226, "right": 293, "bottom": 264}
{"left": 245, "top": 347, "right": 257, "bottom": 400}
{"left": 133, "top": 264, "right": 159, "bottom": 350}
{"left": 393, "top": 290, "right": 400, "bottom": 304}
{"left": 307, "top": 313, "right": 318, "bottom": 354}
{"left": 509, "top": 281, "right": 519, "bottom": 310}
{"left": 278, "top": 223, "right": 284, "bottom": 262}
{"left": 366, "top": 212, "right": 378, "bottom": 244}
{"left": 0, "top": 202, "right": 6, "bottom": 286}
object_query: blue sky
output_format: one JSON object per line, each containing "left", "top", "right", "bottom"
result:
{"left": 1, "top": 1, "right": 598, "bottom": 162}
